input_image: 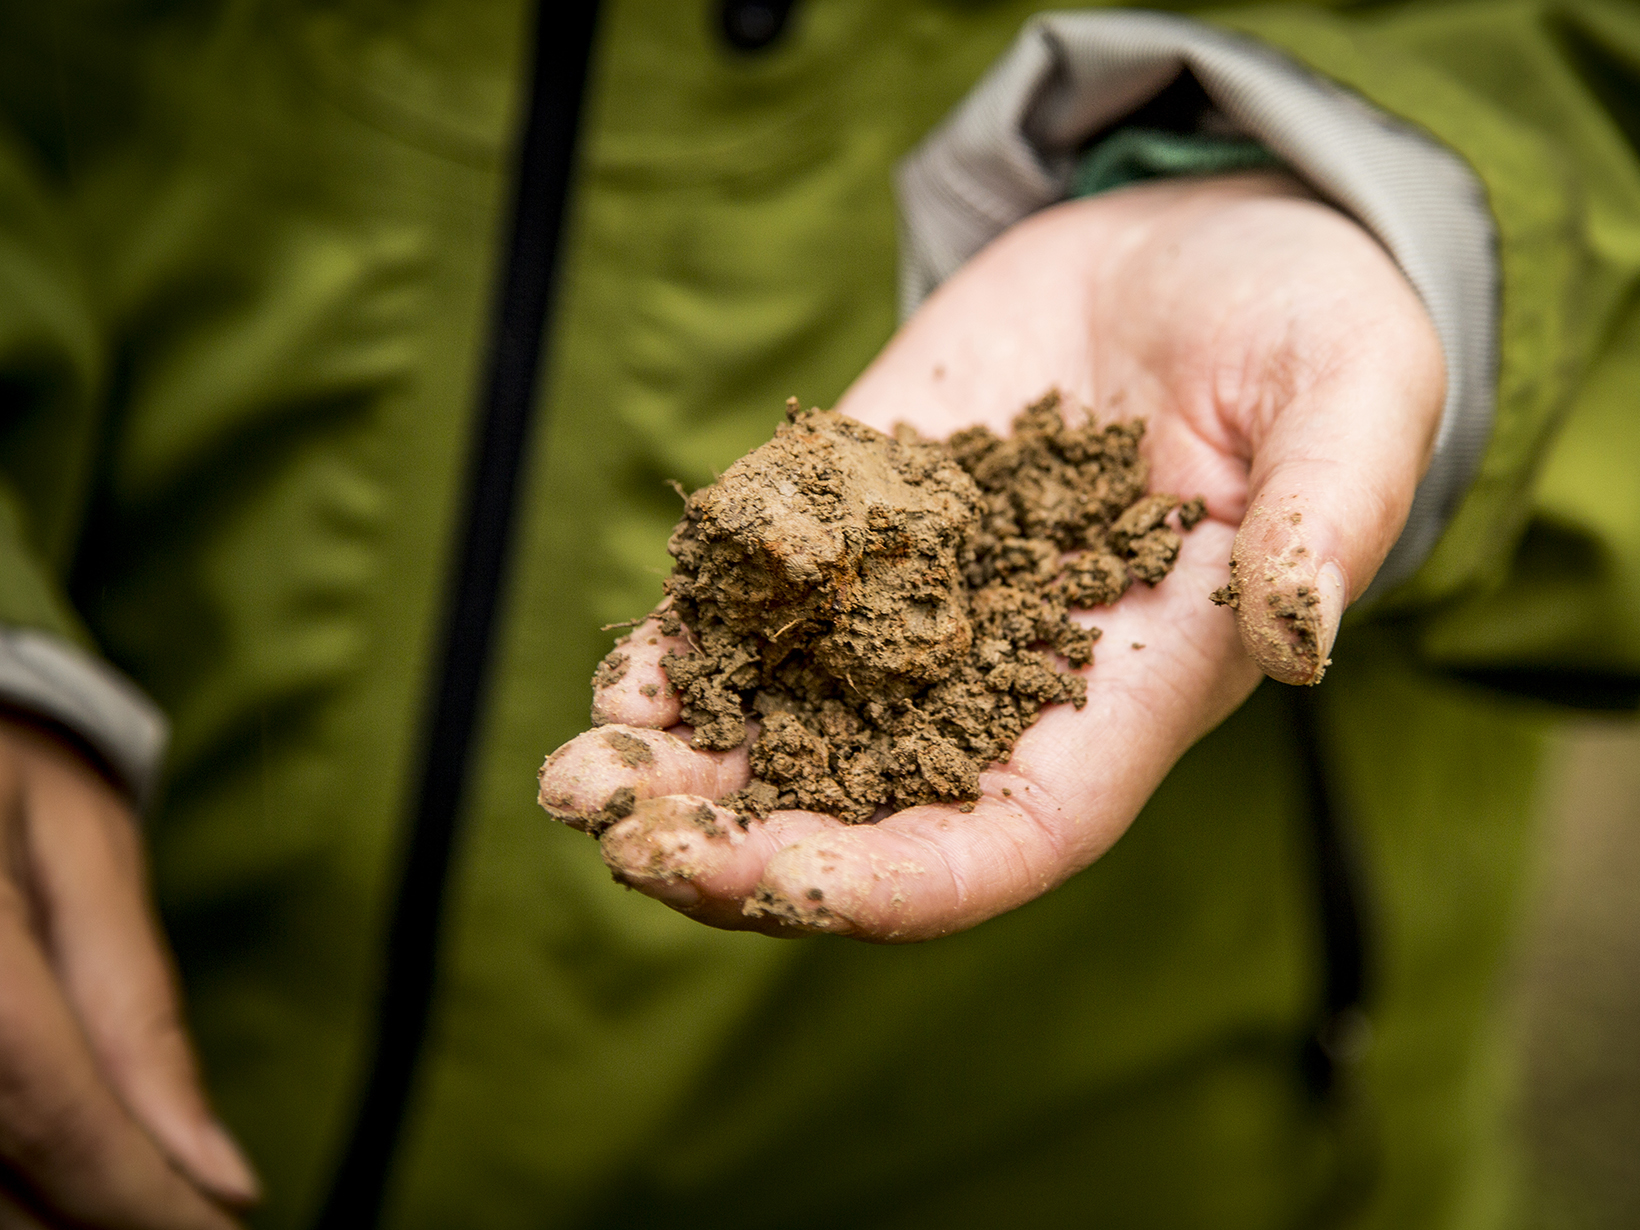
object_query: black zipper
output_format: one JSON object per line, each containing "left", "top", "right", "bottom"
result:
{"left": 1291, "top": 685, "right": 1381, "bottom": 1221}
{"left": 314, "top": 4, "right": 602, "bottom": 1224}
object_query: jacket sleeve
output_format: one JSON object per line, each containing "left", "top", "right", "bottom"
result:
{"left": 898, "top": 1, "right": 1640, "bottom": 698}
{"left": 0, "top": 123, "right": 168, "bottom": 803}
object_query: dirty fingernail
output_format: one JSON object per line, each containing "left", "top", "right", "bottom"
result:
{"left": 1314, "top": 561, "right": 1347, "bottom": 675}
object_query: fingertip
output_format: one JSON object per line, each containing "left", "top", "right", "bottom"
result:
{"left": 1225, "top": 500, "right": 1350, "bottom": 685}
{"left": 600, "top": 796, "right": 744, "bottom": 903}
{"left": 189, "top": 1119, "right": 260, "bottom": 1209}
{"left": 601, "top": 799, "right": 840, "bottom": 935}
{"left": 1234, "top": 557, "right": 1344, "bottom": 686}
{"left": 590, "top": 620, "right": 687, "bottom": 728}
{"left": 747, "top": 829, "right": 930, "bottom": 941}
{"left": 590, "top": 662, "right": 681, "bottom": 729}
{"left": 538, "top": 725, "right": 751, "bottom": 833}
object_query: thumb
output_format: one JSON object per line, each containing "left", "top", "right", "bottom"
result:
{"left": 1223, "top": 329, "right": 1445, "bottom": 685}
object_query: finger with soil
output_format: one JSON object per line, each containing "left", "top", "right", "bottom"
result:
{"left": 590, "top": 616, "right": 688, "bottom": 729}
{"left": 599, "top": 796, "right": 833, "bottom": 932}
{"left": 1213, "top": 500, "right": 1346, "bottom": 685}
{"left": 740, "top": 784, "right": 1075, "bottom": 942}
{"left": 1207, "top": 280, "right": 1441, "bottom": 685}
{"left": 537, "top": 725, "right": 750, "bottom": 834}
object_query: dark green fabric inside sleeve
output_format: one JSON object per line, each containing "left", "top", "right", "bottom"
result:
{"left": 1072, "top": 127, "right": 1280, "bottom": 197}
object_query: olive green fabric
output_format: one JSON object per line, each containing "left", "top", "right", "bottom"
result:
{"left": 0, "top": 2, "right": 1633, "bottom": 1228}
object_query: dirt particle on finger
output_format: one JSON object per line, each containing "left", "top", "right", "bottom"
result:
{"left": 689, "top": 801, "right": 724, "bottom": 838}
{"left": 1225, "top": 505, "right": 1334, "bottom": 684}
{"left": 639, "top": 683, "right": 659, "bottom": 698}
{"left": 745, "top": 883, "right": 839, "bottom": 929}
{"left": 592, "top": 651, "right": 630, "bottom": 690}
{"left": 602, "top": 729, "right": 654, "bottom": 768}
{"left": 598, "top": 391, "right": 1200, "bottom": 825}
{"left": 587, "top": 786, "right": 637, "bottom": 835}
{"left": 1255, "top": 584, "right": 1327, "bottom": 683}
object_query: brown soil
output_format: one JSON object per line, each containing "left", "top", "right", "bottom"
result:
{"left": 590, "top": 652, "right": 629, "bottom": 690}
{"left": 615, "top": 392, "right": 1201, "bottom": 823}
{"left": 602, "top": 729, "right": 655, "bottom": 768}
{"left": 1210, "top": 506, "right": 1329, "bottom": 684}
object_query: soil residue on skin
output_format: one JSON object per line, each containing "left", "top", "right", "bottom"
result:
{"left": 1210, "top": 559, "right": 1241, "bottom": 609}
{"left": 591, "top": 651, "right": 629, "bottom": 690}
{"left": 1249, "top": 583, "right": 1326, "bottom": 681}
{"left": 626, "top": 392, "right": 1201, "bottom": 823}
{"left": 1212, "top": 503, "right": 1332, "bottom": 685}
{"left": 1276, "top": 586, "right": 1322, "bottom": 659}
{"left": 602, "top": 729, "right": 654, "bottom": 768}
{"left": 586, "top": 785, "right": 636, "bottom": 834}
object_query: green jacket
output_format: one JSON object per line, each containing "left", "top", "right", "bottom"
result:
{"left": 0, "top": 1, "right": 1636, "bottom": 1226}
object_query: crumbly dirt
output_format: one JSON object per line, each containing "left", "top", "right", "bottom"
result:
{"left": 623, "top": 392, "right": 1201, "bottom": 823}
{"left": 1210, "top": 559, "right": 1241, "bottom": 610}
{"left": 591, "top": 651, "right": 629, "bottom": 690}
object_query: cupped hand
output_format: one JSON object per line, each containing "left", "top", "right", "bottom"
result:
{"left": 539, "top": 173, "right": 1444, "bottom": 942}
{"left": 0, "top": 714, "right": 257, "bottom": 1228}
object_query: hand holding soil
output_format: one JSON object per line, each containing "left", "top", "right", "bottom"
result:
{"left": 540, "top": 172, "right": 1445, "bottom": 941}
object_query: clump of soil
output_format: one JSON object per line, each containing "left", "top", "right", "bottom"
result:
{"left": 621, "top": 392, "right": 1202, "bottom": 823}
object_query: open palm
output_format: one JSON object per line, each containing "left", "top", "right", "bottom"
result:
{"left": 539, "top": 172, "right": 1443, "bottom": 941}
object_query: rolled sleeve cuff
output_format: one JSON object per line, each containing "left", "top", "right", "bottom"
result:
{"left": 0, "top": 628, "right": 168, "bottom": 810}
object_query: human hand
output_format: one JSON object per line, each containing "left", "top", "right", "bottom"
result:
{"left": 539, "top": 172, "right": 1443, "bottom": 941}
{"left": 0, "top": 714, "right": 257, "bottom": 1228}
